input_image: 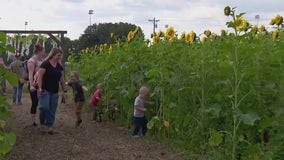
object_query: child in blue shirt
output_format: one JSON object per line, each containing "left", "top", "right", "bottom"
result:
{"left": 132, "top": 86, "right": 154, "bottom": 138}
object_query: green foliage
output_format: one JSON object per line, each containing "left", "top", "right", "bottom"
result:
{"left": 0, "top": 32, "right": 17, "bottom": 158}
{"left": 67, "top": 8, "right": 284, "bottom": 159}
{"left": 76, "top": 22, "right": 143, "bottom": 52}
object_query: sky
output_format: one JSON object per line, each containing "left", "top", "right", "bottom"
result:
{"left": 0, "top": 0, "right": 283, "bottom": 40}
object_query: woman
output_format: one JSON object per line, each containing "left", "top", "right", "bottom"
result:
{"left": 37, "top": 47, "right": 67, "bottom": 134}
{"left": 28, "top": 43, "right": 45, "bottom": 126}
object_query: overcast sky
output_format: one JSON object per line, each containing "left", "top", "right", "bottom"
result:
{"left": 0, "top": 0, "right": 283, "bottom": 40}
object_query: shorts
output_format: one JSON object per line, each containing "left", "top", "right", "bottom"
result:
{"left": 75, "top": 101, "right": 84, "bottom": 113}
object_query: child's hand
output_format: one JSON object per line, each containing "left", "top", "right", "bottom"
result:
{"left": 146, "top": 101, "right": 155, "bottom": 105}
{"left": 82, "top": 86, "right": 88, "bottom": 92}
{"left": 149, "top": 101, "right": 155, "bottom": 105}
{"left": 65, "top": 80, "right": 72, "bottom": 85}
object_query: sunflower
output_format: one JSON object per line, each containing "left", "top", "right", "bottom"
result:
{"left": 166, "top": 26, "right": 175, "bottom": 39}
{"left": 99, "top": 44, "right": 104, "bottom": 53}
{"left": 153, "top": 36, "right": 159, "bottom": 45}
{"left": 242, "top": 20, "right": 249, "bottom": 31}
{"left": 224, "top": 6, "right": 231, "bottom": 16}
{"left": 220, "top": 29, "right": 226, "bottom": 37}
{"left": 211, "top": 33, "right": 217, "bottom": 41}
{"left": 235, "top": 17, "right": 249, "bottom": 31}
{"left": 204, "top": 30, "right": 211, "bottom": 37}
{"left": 187, "top": 31, "right": 196, "bottom": 44}
{"left": 134, "top": 27, "right": 139, "bottom": 34}
{"left": 260, "top": 25, "right": 266, "bottom": 33}
{"left": 270, "top": 18, "right": 276, "bottom": 25}
{"left": 162, "top": 120, "right": 170, "bottom": 128}
{"left": 201, "top": 37, "right": 206, "bottom": 44}
{"left": 127, "top": 31, "right": 135, "bottom": 42}
{"left": 251, "top": 25, "right": 258, "bottom": 36}
{"left": 275, "top": 14, "right": 283, "bottom": 25}
{"left": 272, "top": 29, "right": 279, "bottom": 41}
{"left": 235, "top": 17, "right": 243, "bottom": 30}
{"left": 85, "top": 47, "right": 89, "bottom": 53}
{"left": 109, "top": 45, "right": 113, "bottom": 54}
{"left": 185, "top": 33, "right": 191, "bottom": 43}
{"left": 157, "top": 30, "right": 164, "bottom": 38}
{"left": 180, "top": 32, "right": 186, "bottom": 39}
{"left": 110, "top": 32, "right": 114, "bottom": 38}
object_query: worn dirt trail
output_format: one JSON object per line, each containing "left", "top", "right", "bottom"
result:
{"left": 4, "top": 90, "right": 183, "bottom": 160}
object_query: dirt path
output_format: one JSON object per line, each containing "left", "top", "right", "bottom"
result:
{"left": 4, "top": 91, "right": 182, "bottom": 160}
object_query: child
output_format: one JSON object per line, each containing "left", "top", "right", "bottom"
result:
{"left": 89, "top": 83, "right": 104, "bottom": 122}
{"left": 66, "top": 71, "right": 88, "bottom": 128}
{"left": 132, "top": 86, "right": 154, "bottom": 138}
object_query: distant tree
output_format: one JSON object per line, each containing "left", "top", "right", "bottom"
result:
{"left": 76, "top": 22, "right": 144, "bottom": 51}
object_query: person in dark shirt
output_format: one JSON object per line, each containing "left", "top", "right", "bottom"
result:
{"left": 37, "top": 48, "right": 67, "bottom": 135}
{"left": 66, "top": 71, "right": 88, "bottom": 128}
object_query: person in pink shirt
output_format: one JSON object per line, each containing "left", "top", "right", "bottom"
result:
{"left": 28, "top": 43, "right": 46, "bottom": 126}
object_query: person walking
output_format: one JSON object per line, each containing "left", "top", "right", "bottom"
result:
{"left": 28, "top": 43, "right": 46, "bottom": 126}
{"left": 37, "top": 47, "right": 67, "bottom": 134}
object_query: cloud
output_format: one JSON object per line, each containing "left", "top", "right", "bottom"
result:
{"left": 0, "top": 0, "right": 284, "bottom": 40}
{"left": 61, "top": 0, "right": 86, "bottom": 3}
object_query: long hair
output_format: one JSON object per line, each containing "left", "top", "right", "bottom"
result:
{"left": 43, "top": 47, "right": 63, "bottom": 62}
{"left": 33, "top": 43, "right": 44, "bottom": 55}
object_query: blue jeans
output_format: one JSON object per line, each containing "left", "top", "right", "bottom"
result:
{"left": 132, "top": 116, "right": 148, "bottom": 136}
{"left": 12, "top": 81, "right": 24, "bottom": 103}
{"left": 38, "top": 91, "right": 59, "bottom": 127}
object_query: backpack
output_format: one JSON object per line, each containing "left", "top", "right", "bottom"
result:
{"left": 19, "top": 60, "right": 29, "bottom": 80}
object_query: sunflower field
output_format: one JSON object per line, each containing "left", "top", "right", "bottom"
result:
{"left": 67, "top": 7, "right": 284, "bottom": 160}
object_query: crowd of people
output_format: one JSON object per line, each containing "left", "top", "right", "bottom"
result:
{"left": 1, "top": 43, "right": 154, "bottom": 138}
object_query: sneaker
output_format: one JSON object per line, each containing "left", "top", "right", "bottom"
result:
{"left": 47, "top": 127, "right": 54, "bottom": 135}
{"left": 12, "top": 102, "right": 16, "bottom": 105}
{"left": 39, "top": 125, "right": 47, "bottom": 134}
{"left": 17, "top": 102, "right": 23, "bottom": 106}
{"left": 75, "top": 119, "right": 82, "bottom": 128}
{"left": 131, "top": 134, "right": 140, "bottom": 138}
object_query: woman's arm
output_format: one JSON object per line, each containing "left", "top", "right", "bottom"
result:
{"left": 28, "top": 61, "right": 36, "bottom": 90}
{"left": 60, "top": 71, "right": 67, "bottom": 92}
{"left": 37, "top": 68, "right": 46, "bottom": 93}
